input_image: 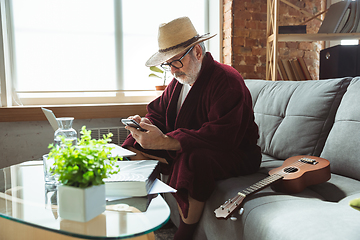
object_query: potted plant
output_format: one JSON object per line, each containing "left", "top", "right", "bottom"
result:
{"left": 48, "top": 126, "right": 122, "bottom": 222}
{"left": 149, "top": 66, "right": 168, "bottom": 90}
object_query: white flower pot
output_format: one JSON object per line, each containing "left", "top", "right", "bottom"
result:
{"left": 58, "top": 184, "right": 106, "bottom": 222}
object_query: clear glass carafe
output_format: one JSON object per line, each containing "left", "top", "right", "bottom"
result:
{"left": 54, "top": 117, "right": 77, "bottom": 147}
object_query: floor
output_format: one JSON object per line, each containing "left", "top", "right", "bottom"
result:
{"left": 154, "top": 221, "right": 177, "bottom": 240}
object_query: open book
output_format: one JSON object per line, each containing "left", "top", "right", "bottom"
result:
{"left": 104, "top": 160, "right": 160, "bottom": 197}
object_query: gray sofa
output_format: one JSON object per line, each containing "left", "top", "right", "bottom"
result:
{"left": 163, "top": 77, "right": 360, "bottom": 240}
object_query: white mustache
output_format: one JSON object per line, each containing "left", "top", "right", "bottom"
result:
{"left": 174, "top": 72, "right": 186, "bottom": 78}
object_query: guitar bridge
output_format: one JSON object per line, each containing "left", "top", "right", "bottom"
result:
{"left": 299, "top": 157, "right": 318, "bottom": 165}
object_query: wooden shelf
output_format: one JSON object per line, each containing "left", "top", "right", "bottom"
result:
{"left": 266, "top": 0, "right": 360, "bottom": 81}
{"left": 270, "top": 33, "right": 360, "bottom": 42}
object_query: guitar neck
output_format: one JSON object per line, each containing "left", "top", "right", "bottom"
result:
{"left": 239, "top": 174, "right": 283, "bottom": 197}
{"left": 214, "top": 173, "right": 284, "bottom": 219}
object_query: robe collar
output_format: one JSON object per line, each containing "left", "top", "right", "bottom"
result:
{"left": 167, "top": 52, "right": 216, "bottom": 130}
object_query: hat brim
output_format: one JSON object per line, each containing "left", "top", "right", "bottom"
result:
{"left": 145, "top": 34, "right": 216, "bottom": 67}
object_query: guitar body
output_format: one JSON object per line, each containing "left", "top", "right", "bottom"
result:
{"left": 268, "top": 155, "right": 331, "bottom": 194}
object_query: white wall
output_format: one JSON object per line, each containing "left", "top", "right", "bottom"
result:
{"left": 0, "top": 118, "right": 123, "bottom": 169}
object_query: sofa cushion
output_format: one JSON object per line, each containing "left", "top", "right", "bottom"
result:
{"left": 321, "top": 77, "right": 360, "bottom": 181}
{"left": 245, "top": 78, "right": 351, "bottom": 160}
{"left": 339, "top": 192, "right": 360, "bottom": 206}
{"left": 308, "top": 173, "right": 360, "bottom": 202}
{"left": 243, "top": 197, "right": 360, "bottom": 240}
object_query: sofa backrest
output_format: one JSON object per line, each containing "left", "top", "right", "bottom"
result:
{"left": 320, "top": 77, "right": 360, "bottom": 181}
{"left": 245, "top": 78, "right": 351, "bottom": 160}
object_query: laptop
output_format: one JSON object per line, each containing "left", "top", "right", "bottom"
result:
{"left": 41, "top": 107, "right": 136, "bottom": 157}
{"left": 41, "top": 107, "right": 59, "bottom": 131}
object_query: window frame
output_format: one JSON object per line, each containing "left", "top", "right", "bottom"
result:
{"left": 0, "top": 0, "right": 222, "bottom": 107}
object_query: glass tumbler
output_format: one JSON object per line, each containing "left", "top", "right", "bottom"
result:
{"left": 43, "top": 154, "right": 57, "bottom": 185}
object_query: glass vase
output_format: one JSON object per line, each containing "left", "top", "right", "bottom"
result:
{"left": 54, "top": 117, "right": 77, "bottom": 147}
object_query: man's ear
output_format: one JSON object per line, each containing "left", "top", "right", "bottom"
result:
{"left": 194, "top": 44, "right": 203, "bottom": 60}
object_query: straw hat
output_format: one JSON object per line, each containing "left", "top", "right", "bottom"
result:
{"left": 145, "top": 17, "right": 216, "bottom": 67}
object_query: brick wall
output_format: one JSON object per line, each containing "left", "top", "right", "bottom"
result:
{"left": 223, "top": 0, "right": 325, "bottom": 80}
{"left": 223, "top": 0, "right": 233, "bottom": 66}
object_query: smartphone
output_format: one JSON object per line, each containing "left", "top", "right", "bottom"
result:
{"left": 121, "top": 119, "right": 147, "bottom": 132}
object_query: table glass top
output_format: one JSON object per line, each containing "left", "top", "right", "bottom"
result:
{"left": 0, "top": 161, "right": 170, "bottom": 239}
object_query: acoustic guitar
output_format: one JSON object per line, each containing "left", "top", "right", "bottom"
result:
{"left": 214, "top": 155, "right": 331, "bottom": 220}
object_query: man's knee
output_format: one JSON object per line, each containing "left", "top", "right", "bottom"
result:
{"left": 185, "top": 148, "right": 221, "bottom": 166}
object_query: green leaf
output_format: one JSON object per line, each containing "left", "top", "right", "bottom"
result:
{"left": 150, "top": 66, "right": 164, "bottom": 73}
{"left": 48, "top": 125, "right": 122, "bottom": 188}
{"left": 149, "top": 73, "right": 162, "bottom": 79}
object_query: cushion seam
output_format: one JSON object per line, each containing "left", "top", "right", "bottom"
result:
{"left": 312, "top": 78, "right": 350, "bottom": 156}
{"left": 267, "top": 85, "right": 297, "bottom": 156}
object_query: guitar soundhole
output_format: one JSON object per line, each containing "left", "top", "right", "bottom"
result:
{"left": 283, "top": 167, "right": 298, "bottom": 173}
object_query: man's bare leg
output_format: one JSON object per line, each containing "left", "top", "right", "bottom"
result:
{"left": 178, "top": 194, "right": 205, "bottom": 224}
{"left": 174, "top": 194, "right": 204, "bottom": 239}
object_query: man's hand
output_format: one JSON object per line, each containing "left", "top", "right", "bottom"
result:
{"left": 127, "top": 115, "right": 144, "bottom": 124}
{"left": 125, "top": 117, "right": 181, "bottom": 151}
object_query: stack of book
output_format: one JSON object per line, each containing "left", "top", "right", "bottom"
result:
{"left": 318, "top": 0, "right": 360, "bottom": 33}
{"left": 104, "top": 160, "right": 160, "bottom": 197}
{"left": 104, "top": 160, "right": 161, "bottom": 212}
{"left": 277, "top": 57, "right": 312, "bottom": 81}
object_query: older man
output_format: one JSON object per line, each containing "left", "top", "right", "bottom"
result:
{"left": 122, "top": 17, "right": 261, "bottom": 239}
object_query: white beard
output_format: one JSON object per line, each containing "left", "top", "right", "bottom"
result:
{"left": 173, "top": 57, "right": 202, "bottom": 85}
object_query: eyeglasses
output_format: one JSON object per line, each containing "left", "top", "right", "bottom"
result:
{"left": 160, "top": 46, "right": 194, "bottom": 71}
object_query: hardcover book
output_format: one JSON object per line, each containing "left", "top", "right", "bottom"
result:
{"left": 278, "top": 25, "right": 306, "bottom": 34}
{"left": 318, "top": 0, "right": 351, "bottom": 33}
{"left": 339, "top": 1, "right": 357, "bottom": 33}
{"left": 104, "top": 160, "right": 160, "bottom": 197}
{"left": 106, "top": 194, "right": 157, "bottom": 212}
{"left": 277, "top": 59, "right": 288, "bottom": 80}
{"left": 281, "top": 59, "right": 296, "bottom": 81}
{"left": 297, "top": 57, "right": 312, "bottom": 80}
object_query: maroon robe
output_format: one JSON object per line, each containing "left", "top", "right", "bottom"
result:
{"left": 122, "top": 53, "right": 261, "bottom": 218}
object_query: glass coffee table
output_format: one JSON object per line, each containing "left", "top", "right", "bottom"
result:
{"left": 0, "top": 161, "right": 170, "bottom": 240}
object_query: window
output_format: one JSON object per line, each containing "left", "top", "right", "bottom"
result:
{"left": 0, "top": 0, "right": 221, "bottom": 106}
{"left": 341, "top": 39, "right": 359, "bottom": 45}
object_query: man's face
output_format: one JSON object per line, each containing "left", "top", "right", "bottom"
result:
{"left": 165, "top": 46, "right": 202, "bottom": 85}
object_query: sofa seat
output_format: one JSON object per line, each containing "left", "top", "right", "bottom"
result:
{"left": 196, "top": 164, "right": 360, "bottom": 238}
{"left": 243, "top": 196, "right": 359, "bottom": 240}
{"left": 163, "top": 159, "right": 360, "bottom": 239}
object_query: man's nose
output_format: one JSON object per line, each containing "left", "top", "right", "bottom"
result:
{"left": 171, "top": 66, "right": 179, "bottom": 75}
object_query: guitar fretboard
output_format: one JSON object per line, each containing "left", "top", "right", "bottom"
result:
{"left": 238, "top": 174, "right": 284, "bottom": 197}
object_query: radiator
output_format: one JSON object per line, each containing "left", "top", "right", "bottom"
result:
{"left": 79, "top": 126, "right": 130, "bottom": 145}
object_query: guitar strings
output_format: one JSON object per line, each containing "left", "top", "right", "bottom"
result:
{"left": 220, "top": 174, "right": 284, "bottom": 214}
{"left": 228, "top": 160, "right": 309, "bottom": 205}
{"left": 221, "top": 174, "right": 283, "bottom": 211}
{"left": 273, "top": 159, "right": 309, "bottom": 177}
{"left": 244, "top": 158, "right": 309, "bottom": 196}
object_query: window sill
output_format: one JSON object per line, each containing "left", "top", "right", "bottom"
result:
{"left": 0, "top": 103, "right": 148, "bottom": 122}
